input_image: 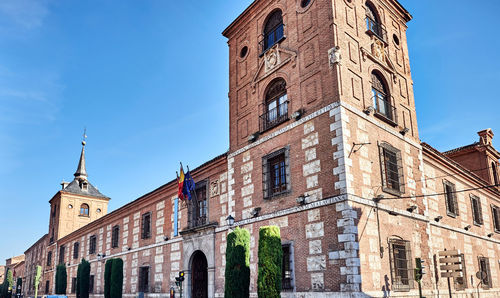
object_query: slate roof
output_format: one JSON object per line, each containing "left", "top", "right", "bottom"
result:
{"left": 62, "top": 179, "right": 109, "bottom": 199}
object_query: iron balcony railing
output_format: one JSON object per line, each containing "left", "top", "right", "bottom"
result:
{"left": 366, "top": 16, "right": 387, "bottom": 43}
{"left": 259, "top": 101, "right": 289, "bottom": 132}
{"left": 373, "top": 97, "right": 397, "bottom": 125}
{"left": 259, "top": 23, "right": 285, "bottom": 54}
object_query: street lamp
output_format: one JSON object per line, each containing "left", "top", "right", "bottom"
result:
{"left": 226, "top": 215, "right": 235, "bottom": 226}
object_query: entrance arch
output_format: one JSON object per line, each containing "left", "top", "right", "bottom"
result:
{"left": 190, "top": 250, "right": 208, "bottom": 298}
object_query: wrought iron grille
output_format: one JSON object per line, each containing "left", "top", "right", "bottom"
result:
{"left": 260, "top": 100, "right": 289, "bottom": 132}
{"left": 366, "top": 15, "right": 387, "bottom": 42}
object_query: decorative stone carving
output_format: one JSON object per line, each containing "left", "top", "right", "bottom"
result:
{"left": 328, "top": 46, "right": 341, "bottom": 67}
{"left": 210, "top": 179, "right": 219, "bottom": 197}
{"left": 264, "top": 46, "right": 281, "bottom": 72}
{"left": 371, "top": 39, "right": 385, "bottom": 62}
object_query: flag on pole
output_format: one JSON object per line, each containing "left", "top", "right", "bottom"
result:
{"left": 177, "top": 164, "right": 185, "bottom": 200}
{"left": 182, "top": 170, "right": 196, "bottom": 200}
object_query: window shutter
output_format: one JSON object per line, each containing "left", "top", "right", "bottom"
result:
{"left": 262, "top": 157, "right": 269, "bottom": 198}
{"left": 141, "top": 214, "right": 145, "bottom": 239}
{"left": 452, "top": 184, "right": 459, "bottom": 216}
{"left": 285, "top": 146, "right": 291, "bottom": 193}
{"left": 404, "top": 240, "right": 414, "bottom": 288}
{"left": 477, "top": 197, "right": 484, "bottom": 224}
{"left": 485, "top": 259, "right": 492, "bottom": 288}
{"left": 379, "top": 145, "right": 387, "bottom": 188}
{"left": 396, "top": 150, "right": 405, "bottom": 194}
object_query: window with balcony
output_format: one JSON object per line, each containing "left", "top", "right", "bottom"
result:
{"left": 443, "top": 180, "right": 459, "bottom": 217}
{"left": 371, "top": 72, "right": 396, "bottom": 124}
{"left": 379, "top": 142, "right": 404, "bottom": 195}
{"left": 478, "top": 257, "right": 492, "bottom": 289}
{"left": 59, "top": 245, "right": 65, "bottom": 264}
{"left": 491, "top": 205, "right": 500, "bottom": 233}
{"left": 365, "top": 2, "right": 386, "bottom": 42}
{"left": 260, "top": 78, "right": 288, "bottom": 132}
{"left": 73, "top": 242, "right": 79, "bottom": 259}
{"left": 281, "top": 243, "right": 294, "bottom": 291}
{"left": 141, "top": 212, "right": 152, "bottom": 239}
{"left": 89, "top": 235, "right": 97, "bottom": 254}
{"left": 139, "top": 266, "right": 150, "bottom": 293}
{"left": 470, "top": 195, "right": 483, "bottom": 225}
{"left": 80, "top": 204, "right": 90, "bottom": 217}
{"left": 388, "top": 237, "right": 413, "bottom": 291}
{"left": 263, "top": 147, "right": 291, "bottom": 199}
{"left": 262, "top": 9, "right": 284, "bottom": 52}
{"left": 112, "top": 225, "right": 120, "bottom": 248}
{"left": 188, "top": 181, "right": 208, "bottom": 228}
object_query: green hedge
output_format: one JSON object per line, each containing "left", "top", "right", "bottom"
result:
{"left": 76, "top": 258, "right": 90, "bottom": 298}
{"left": 224, "top": 227, "right": 250, "bottom": 298}
{"left": 257, "top": 226, "right": 282, "bottom": 298}
{"left": 55, "top": 264, "right": 67, "bottom": 294}
{"left": 104, "top": 259, "right": 113, "bottom": 298}
{"left": 110, "top": 258, "right": 123, "bottom": 298}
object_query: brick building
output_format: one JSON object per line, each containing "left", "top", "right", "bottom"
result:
{"left": 9, "top": 0, "right": 500, "bottom": 297}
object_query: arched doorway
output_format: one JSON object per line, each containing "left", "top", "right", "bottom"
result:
{"left": 191, "top": 250, "right": 208, "bottom": 298}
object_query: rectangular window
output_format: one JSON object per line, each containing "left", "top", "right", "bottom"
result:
{"left": 454, "top": 253, "right": 467, "bottom": 290}
{"left": 59, "top": 245, "right": 65, "bottom": 265}
{"left": 46, "top": 251, "right": 52, "bottom": 267}
{"left": 478, "top": 257, "right": 492, "bottom": 289}
{"left": 389, "top": 238, "right": 413, "bottom": 291}
{"left": 73, "top": 242, "right": 79, "bottom": 259}
{"left": 263, "top": 147, "right": 291, "bottom": 199}
{"left": 281, "top": 244, "right": 294, "bottom": 291}
{"left": 71, "top": 277, "right": 77, "bottom": 294}
{"left": 89, "top": 235, "right": 97, "bottom": 254}
{"left": 443, "top": 180, "right": 459, "bottom": 217}
{"left": 141, "top": 213, "right": 152, "bottom": 239}
{"left": 379, "top": 143, "right": 404, "bottom": 195}
{"left": 139, "top": 266, "right": 150, "bottom": 293}
{"left": 470, "top": 195, "right": 483, "bottom": 225}
{"left": 492, "top": 205, "right": 500, "bottom": 233}
{"left": 89, "top": 275, "right": 94, "bottom": 293}
{"left": 45, "top": 281, "right": 49, "bottom": 294}
{"left": 112, "top": 225, "right": 120, "bottom": 248}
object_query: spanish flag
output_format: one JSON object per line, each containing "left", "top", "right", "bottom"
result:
{"left": 177, "top": 164, "right": 185, "bottom": 200}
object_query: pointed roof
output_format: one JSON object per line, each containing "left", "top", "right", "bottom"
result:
{"left": 62, "top": 179, "right": 108, "bottom": 199}
{"left": 74, "top": 141, "right": 88, "bottom": 181}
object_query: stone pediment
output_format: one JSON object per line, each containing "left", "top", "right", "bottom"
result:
{"left": 251, "top": 43, "right": 297, "bottom": 93}
{"left": 361, "top": 41, "right": 398, "bottom": 84}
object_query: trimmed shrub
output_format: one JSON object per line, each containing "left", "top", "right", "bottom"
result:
{"left": 224, "top": 227, "right": 250, "bottom": 298}
{"left": 76, "top": 258, "right": 90, "bottom": 298}
{"left": 257, "top": 226, "right": 282, "bottom": 298}
{"left": 55, "top": 264, "right": 67, "bottom": 294}
{"left": 104, "top": 259, "right": 113, "bottom": 298}
{"left": 110, "top": 258, "right": 123, "bottom": 298}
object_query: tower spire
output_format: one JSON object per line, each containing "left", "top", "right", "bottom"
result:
{"left": 74, "top": 129, "right": 88, "bottom": 181}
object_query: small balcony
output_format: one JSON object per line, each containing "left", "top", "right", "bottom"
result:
{"left": 366, "top": 16, "right": 387, "bottom": 43}
{"left": 260, "top": 101, "right": 289, "bottom": 132}
{"left": 373, "top": 98, "right": 397, "bottom": 126}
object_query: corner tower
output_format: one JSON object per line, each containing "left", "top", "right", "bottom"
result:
{"left": 47, "top": 138, "right": 109, "bottom": 243}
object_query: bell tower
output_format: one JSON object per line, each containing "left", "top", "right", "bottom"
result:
{"left": 48, "top": 137, "right": 110, "bottom": 242}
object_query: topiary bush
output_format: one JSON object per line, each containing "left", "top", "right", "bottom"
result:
{"left": 257, "top": 226, "right": 282, "bottom": 298}
{"left": 110, "top": 258, "right": 123, "bottom": 298}
{"left": 76, "top": 258, "right": 90, "bottom": 298}
{"left": 55, "top": 264, "right": 67, "bottom": 294}
{"left": 104, "top": 259, "right": 113, "bottom": 298}
{"left": 224, "top": 227, "right": 250, "bottom": 298}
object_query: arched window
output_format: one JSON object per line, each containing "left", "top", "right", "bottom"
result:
{"left": 263, "top": 10, "right": 284, "bottom": 51}
{"left": 371, "top": 72, "right": 393, "bottom": 121}
{"left": 366, "top": 2, "right": 383, "bottom": 39}
{"left": 80, "top": 204, "right": 89, "bottom": 216}
{"left": 262, "top": 78, "right": 288, "bottom": 130}
{"left": 492, "top": 162, "right": 499, "bottom": 185}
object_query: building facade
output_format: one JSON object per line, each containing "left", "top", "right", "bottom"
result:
{"left": 9, "top": 0, "right": 500, "bottom": 297}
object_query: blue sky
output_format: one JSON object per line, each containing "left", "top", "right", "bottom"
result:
{"left": 0, "top": 0, "right": 498, "bottom": 261}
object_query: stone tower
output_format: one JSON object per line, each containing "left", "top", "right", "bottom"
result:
{"left": 47, "top": 139, "right": 109, "bottom": 243}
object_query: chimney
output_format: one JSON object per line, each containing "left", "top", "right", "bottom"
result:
{"left": 61, "top": 180, "right": 69, "bottom": 190}
{"left": 478, "top": 129, "right": 494, "bottom": 146}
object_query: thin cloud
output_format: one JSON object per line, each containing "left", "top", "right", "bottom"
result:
{"left": 0, "top": 0, "right": 51, "bottom": 30}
